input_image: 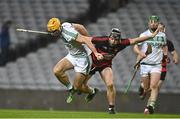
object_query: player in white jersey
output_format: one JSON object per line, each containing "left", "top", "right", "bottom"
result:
{"left": 47, "top": 18, "right": 103, "bottom": 103}
{"left": 133, "top": 16, "right": 167, "bottom": 114}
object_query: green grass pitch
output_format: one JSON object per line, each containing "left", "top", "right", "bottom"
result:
{"left": 0, "top": 109, "right": 180, "bottom": 118}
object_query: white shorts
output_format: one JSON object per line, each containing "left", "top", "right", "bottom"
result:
{"left": 65, "top": 54, "right": 92, "bottom": 75}
{"left": 140, "top": 64, "right": 162, "bottom": 77}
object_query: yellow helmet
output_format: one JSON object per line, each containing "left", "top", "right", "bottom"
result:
{"left": 47, "top": 18, "right": 61, "bottom": 32}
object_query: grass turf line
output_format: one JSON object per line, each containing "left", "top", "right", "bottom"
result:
{"left": 0, "top": 109, "right": 179, "bottom": 118}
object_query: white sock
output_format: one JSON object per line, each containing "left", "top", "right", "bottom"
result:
{"left": 67, "top": 83, "right": 73, "bottom": 90}
{"left": 89, "top": 87, "right": 94, "bottom": 94}
{"left": 91, "top": 88, "right": 95, "bottom": 94}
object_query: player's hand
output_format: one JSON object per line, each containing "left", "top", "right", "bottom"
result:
{"left": 139, "top": 52, "right": 146, "bottom": 59}
{"left": 49, "top": 30, "right": 60, "bottom": 37}
{"left": 151, "top": 24, "right": 164, "bottom": 37}
{"left": 94, "top": 53, "right": 104, "bottom": 60}
{"left": 173, "top": 56, "right": 179, "bottom": 64}
{"left": 157, "top": 24, "right": 164, "bottom": 32}
{"left": 162, "top": 55, "right": 170, "bottom": 64}
{"left": 101, "top": 53, "right": 114, "bottom": 60}
{"left": 166, "top": 57, "right": 171, "bottom": 63}
{"left": 134, "top": 62, "right": 140, "bottom": 69}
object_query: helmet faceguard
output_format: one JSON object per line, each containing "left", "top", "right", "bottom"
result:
{"left": 109, "top": 28, "right": 121, "bottom": 41}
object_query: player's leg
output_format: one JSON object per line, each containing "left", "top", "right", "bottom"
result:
{"left": 73, "top": 73, "right": 87, "bottom": 91}
{"left": 73, "top": 54, "right": 92, "bottom": 92}
{"left": 139, "top": 64, "right": 150, "bottom": 100}
{"left": 79, "top": 67, "right": 100, "bottom": 102}
{"left": 138, "top": 79, "right": 144, "bottom": 97}
{"left": 66, "top": 55, "right": 96, "bottom": 103}
{"left": 145, "top": 65, "right": 162, "bottom": 114}
{"left": 66, "top": 72, "right": 87, "bottom": 103}
{"left": 67, "top": 73, "right": 98, "bottom": 103}
{"left": 146, "top": 72, "right": 161, "bottom": 114}
{"left": 76, "top": 74, "right": 99, "bottom": 102}
{"left": 81, "top": 64, "right": 100, "bottom": 102}
{"left": 53, "top": 57, "right": 74, "bottom": 90}
{"left": 155, "top": 71, "right": 166, "bottom": 112}
{"left": 80, "top": 75, "right": 94, "bottom": 93}
{"left": 100, "top": 67, "right": 116, "bottom": 114}
{"left": 140, "top": 75, "right": 150, "bottom": 100}
{"left": 140, "top": 65, "right": 156, "bottom": 114}
{"left": 158, "top": 71, "right": 166, "bottom": 91}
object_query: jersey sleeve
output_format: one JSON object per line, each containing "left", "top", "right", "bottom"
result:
{"left": 137, "top": 33, "right": 146, "bottom": 46}
{"left": 163, "top": 34, "right": 167, "bottom": 45}
{"left": 91, "top": 36, "right": 109, "bottom": 44}
{"left": 62, "top": 22, "right": 72, "bottom": 27}
{"left": 167, "top": 39, "right": 175, "bottom": 52}
{"left": 61, "top": 22, "right": 79, "bottom": 42}
{"left": 120, "top": 39, "right": 131, "bottom": 46}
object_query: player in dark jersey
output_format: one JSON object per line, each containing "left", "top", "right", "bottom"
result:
{"left": 82, "top": 27, "right": 161, "bottom": 114}
{"left": 157, "top": 23, "right": 179, "bottom": 89}
{"left": 158, "top": 40, "right": 179, "bottom": 88}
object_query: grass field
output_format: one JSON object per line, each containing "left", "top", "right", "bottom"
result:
{"left": 0, "top": 109, "right": 180, "bottom": 118}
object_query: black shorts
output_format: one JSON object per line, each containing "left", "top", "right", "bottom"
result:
{"left": 160, "top": 71, "right": 166, "bottom": 81}
{"left": 89, "top": 66, "right": 111, "bottom": 75}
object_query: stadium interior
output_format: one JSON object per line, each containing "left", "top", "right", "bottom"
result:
{"left": 0, "top": 0, "right": 179, "bottom": 114}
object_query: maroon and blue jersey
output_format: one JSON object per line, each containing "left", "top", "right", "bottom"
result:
{"left": 91, "top": 36, "right": 131, "bottom": 70}
{"left": 161, "top": 39, "right": 175, "bottom": 72}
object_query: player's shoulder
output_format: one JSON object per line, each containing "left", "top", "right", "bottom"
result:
{"left": 120, "top": 38, "right": 131, "bottom": 45}
{"left": 121, "top": 38, "right": 130, "bottom": 41}
{"left": 93, "top": 36, "right": 109, "bottom": 39}
{"left": 121, "top": 38, "right": 130, "bottom": 43}
{"left": 62, "top": 22, "right": 72, "bottom": 27}
{"left": 140, "top": 29, "right": 150, "bottom": 36}
{"left": 93, "top": 36, "right": 109, "bottom": 38}
{"left": 157, "top": 32, "right": 166, "bottom": 37}
{"left": 92, "top": 36, "right": 109, "bottom": 42}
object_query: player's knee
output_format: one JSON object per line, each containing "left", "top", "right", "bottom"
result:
{"left": 73, "top": 83, "right": 82, "bottom": 90}
{"left": 53, "top": 66, "right": 64, "bottom": 76}
{"left": 81, "top": 84, "right": 86, "bottom": 90}
{"left": 107, "top": 83, "right": 115, "bottom": 91}
{"left": 150, "top": 84, "right": 158, "bottom": 90}
{"left": 74, "top": 81, "right": 83, "bottom": 90}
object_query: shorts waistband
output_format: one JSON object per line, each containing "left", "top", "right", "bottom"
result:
{"left": 141, "top": 62, "right": 161, "bottom": 66}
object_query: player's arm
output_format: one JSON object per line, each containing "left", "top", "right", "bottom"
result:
{"left": 130, "top": 31, "right": 158, "bottom": 45}
{"left": 162, "top": 45, "right": 168, "bottom": 56}
{"left": 171, "top": 50, "right": 179, "bottom": 64}
{"left": 76, "top": 34, "right": 103, "bottom": 60}
{"left": 130, "top": 24, "right": 163, "bottom": 45}
{"left": 162, "top": 45, "right": 170, "bottom": 63}
{"left": 72, "top": 24, "right": 103, "bottom": 60}
{"left": 167, "top": 40, "right": 179, "bottom": 64}
{"left": 72, "top": 23, "right": 89, "bottom": 36}
{"left": 133, "top": 44, "right": 146, "bottom": 58}
{"left": 133, "top": 44, "right": 146, "bottom": 69}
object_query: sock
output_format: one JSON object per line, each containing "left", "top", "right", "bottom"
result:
{"left": 66, "top": 83, "right": 73, "bottom": 91}
{"left": 68, "top": 87, "right": 77, "bottom": 95}
{"left": 109, "top": 105, "right": 114, "bottom": 110}
{"left": 141, "top": 82, "right": 144, "bottom": 88}
{"left": 89, "top": 87, "right": 94, "bottom": 94}
{"left": 147, "top": 100, "right": 156, "bottom": 109}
